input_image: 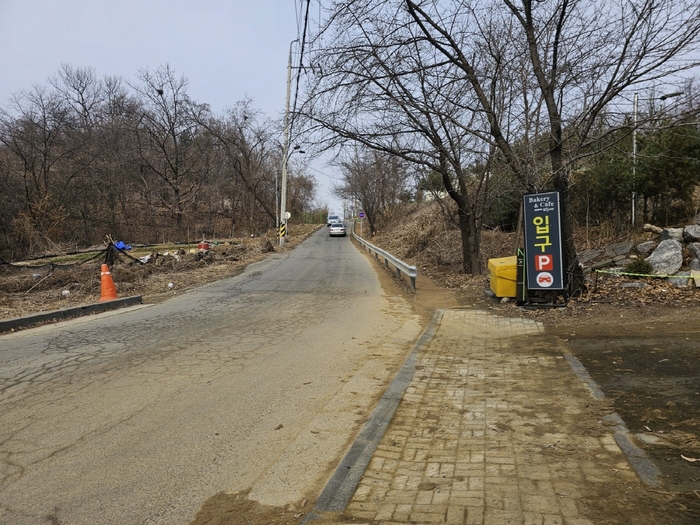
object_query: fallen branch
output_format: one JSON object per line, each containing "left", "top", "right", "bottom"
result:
{"left": 25, "top": 267, "right": 55, "bottom": 294}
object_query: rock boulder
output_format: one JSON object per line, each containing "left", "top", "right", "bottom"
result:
{"left": 689, "top": 242, "right": 700, "bottom": 271}
{"left": 660, "top": 228, "right": 684, "bottom": 242}
{"left": 683, "top": 224, "right": 700, "bottom": 243}
{"left": 646, "top": 239, "right": 683, "bottom": 275}
{"left": 668, "top": 271, "right": 691, "bottom": 288}
{"left": 635, "top": 241, "right": 657, "bottom": 256}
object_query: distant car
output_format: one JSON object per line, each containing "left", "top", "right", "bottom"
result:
{"left": 327, "top": 215, "right": 341, "bottom": 226}
{"left": 329, "top": 222, "right": 346, "bottom": 237}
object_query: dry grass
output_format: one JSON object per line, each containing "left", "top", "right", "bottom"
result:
{"left": 0, "top": 225, "right": 321, "bottom": 320}
{"left": 359, "top": 202, "right": 700, "bottom": 326}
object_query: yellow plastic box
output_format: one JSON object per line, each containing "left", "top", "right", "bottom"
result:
{"left": 488, "top": 256, "right": 517, "bottom": 298}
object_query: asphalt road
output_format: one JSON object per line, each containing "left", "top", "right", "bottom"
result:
{"left": 0, "top": 228, "right": 423, "bottom": 525}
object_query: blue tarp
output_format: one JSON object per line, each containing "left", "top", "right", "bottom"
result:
{"left": 114, "top": 241, "right": 132, "bottom": 251}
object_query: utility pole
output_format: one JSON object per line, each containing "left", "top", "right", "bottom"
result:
{"left": 632, "top": 92, "right": 638, "bottom": 227}
{"left": 279, "top": 39, "right": 297, "bottom": 247}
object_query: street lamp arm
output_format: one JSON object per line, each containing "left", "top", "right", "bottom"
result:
{"left": 659, "top": 91, "right": 683, "bottom": 101}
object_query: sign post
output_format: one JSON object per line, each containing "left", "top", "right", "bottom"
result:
{"left": 523, "top": 191, "right": 565, "bottom": 293}
{"left": 358, "top": 211, "right": 365, "bottom": 237}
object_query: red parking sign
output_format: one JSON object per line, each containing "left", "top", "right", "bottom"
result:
{"left": 535, "top": 254, "right": 553, "bottom": 271}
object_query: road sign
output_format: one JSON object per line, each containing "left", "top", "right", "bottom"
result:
{"left": 358, "top": 211, "right": 365, "bottom": 219}
{"left": 523, "top": 191, "right": 564, "bottom": 290}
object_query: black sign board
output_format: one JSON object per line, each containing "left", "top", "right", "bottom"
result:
{"left": 523, "top": 191, "right": 564, "bottom": 290}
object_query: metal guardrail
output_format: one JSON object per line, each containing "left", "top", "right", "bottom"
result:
{"left": 352, "top": 223, "right": 418, "bottom": 290}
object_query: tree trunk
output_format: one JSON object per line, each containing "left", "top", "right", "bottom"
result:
{"left": 453, "top": 204, "right": 481, "bottom": 275}
{"left": 552, "top": 168, "right": 585, "bottom": 294}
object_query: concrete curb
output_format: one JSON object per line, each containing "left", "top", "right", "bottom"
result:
{"left": 603, "top": 413, "right": 663, "bottom": 488}
{"left": 565, "top": 351, "right": 663, "bottom": 489}
{"left": 302, "top": 309, "right": 445, "bottom": 523}
{"left": 0, "top": 296, "right": 143, "bottom": 334}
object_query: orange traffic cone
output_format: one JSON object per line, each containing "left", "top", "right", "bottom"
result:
{"left": 99, "top": 264, "right": 118, "bottom": 301}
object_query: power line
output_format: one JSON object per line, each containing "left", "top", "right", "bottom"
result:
{"left": 289, "top": 0, "right": 311, "bottom": 142}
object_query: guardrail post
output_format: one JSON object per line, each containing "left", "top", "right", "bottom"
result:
{"left": 352, "top": 228, "right": 418, "bottom": 291}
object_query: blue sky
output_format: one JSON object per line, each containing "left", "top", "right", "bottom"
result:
{"left": 0, "top": 0, "right": 343, "bottom": 213}
{"left": 0, "top": 0, "right": 300, "bottom": 115}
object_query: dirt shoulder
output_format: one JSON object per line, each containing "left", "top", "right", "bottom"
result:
{"left": 0, "top": 224, "right": 322, "bottom": 322}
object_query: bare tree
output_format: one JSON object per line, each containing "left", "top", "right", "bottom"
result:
{"left": 333, "top": 148, "right": 410, "bottom": 236}
{"left": 50, "top": 65, "right": 122, "bottom": 241}
{"left": 92, "top": 76, "right": 143, "bottom": 239}
{"left": 0, "top": 67, "right": 148, "bottom": 253}
{"left": 287, "top": 170, "right": 317, "bottom": 221}
{"left": 205, "top": 100, "right": 280, "bottom": 235}
{"left": 0, "top": 145, "right": 24, "bottom": 252}
{"left": 299, "top": 1, "right": 529, "bottom": 273}
{"left": 300, "top": 0, "right": 700, "bottom": 289}
{"left": 0, "top": 85, "right": 81, "bottom": 252}
{"left": 50, "top": 64, "right": 107, "bottom": 133}
{"left": 131, "top": 65, "right": 215, "bottom": 237}
{"left": 0, "top": 63, "right": 314, "bottom": 257}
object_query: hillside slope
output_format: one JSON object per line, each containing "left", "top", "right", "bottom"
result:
{"left": 355, "top": 201, "right": 699, "bottom": 327}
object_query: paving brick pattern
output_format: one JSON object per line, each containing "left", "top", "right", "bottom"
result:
{"left": 342, "top": 309, "right": 640, "bottom": 525}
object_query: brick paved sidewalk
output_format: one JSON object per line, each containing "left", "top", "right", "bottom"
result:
{"left": 335, "top": 309, "right": 644, "bottom": 525}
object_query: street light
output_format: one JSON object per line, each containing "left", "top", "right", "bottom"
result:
{"left": 276, "top": 144, "right": 304, "bottom": 245}
{"left": 659, "top": 91, "right": 684, "bottom": 101}
{"left": 631, "top": 90, "right": 683, "bottom": 226}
